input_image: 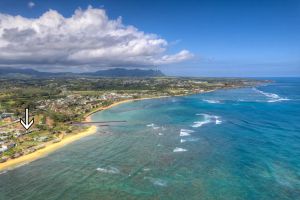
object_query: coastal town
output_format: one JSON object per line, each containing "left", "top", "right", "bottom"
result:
{"left": 0, "top": 77, "right": 263, "bottom": 166}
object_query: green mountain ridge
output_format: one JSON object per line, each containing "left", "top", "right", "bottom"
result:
{"left": 0, "top": 68, "right": 165, "bottom": 78}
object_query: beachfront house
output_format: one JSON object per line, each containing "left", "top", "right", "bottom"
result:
{"left": 2, "top": 142, "right": 16, "bottom": 149}
{"left": 13, "top": 131, "right": 23, "bottom": 138}
{"left": 0, "top": 142, "right": 16, "bottom": 153}
{"left": 34, "top": 136, "right": 49, "bottom": 142}
{"left": 0, "top": 131, "right": 9, "bottom": 141}
{"left": 0, "top": 145, "right": 8, "bottom": 153}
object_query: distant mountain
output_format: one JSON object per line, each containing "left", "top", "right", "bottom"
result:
{"left": 0, "top": 68, "right": 68, "bottom": 78}
{"left": 82, "top": 68, "right": 164, "bottom": 77}
{"left": 0, "top": 67, "right": 165, "bottom": 78}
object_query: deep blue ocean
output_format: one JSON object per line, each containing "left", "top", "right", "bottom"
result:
{"left": 0, "top": 78, "right": 299, "bottom": 200}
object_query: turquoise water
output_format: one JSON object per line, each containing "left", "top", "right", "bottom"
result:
{"left": 1, "top": 78, "right": 300, "bottom": 200}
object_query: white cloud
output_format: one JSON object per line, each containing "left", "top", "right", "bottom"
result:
{"left": 155, "top": 50, "right": 193, "bottom": 64}
{"left": 0, "top": 7, "right": 192, "bottom": 70}
{"left": 0, "top": 6, "right": 193, "bottom": 71}
{"left": 28, "top": 1, "right": 35, "bottom": 8}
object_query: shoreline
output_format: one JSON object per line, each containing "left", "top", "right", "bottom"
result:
{"left": 0, "top": 96, "right": 170, "bottom": 172}
{"left": 0, "top": 91, "right": 214, "bottom": 172}
{"left": 84, "top": 89, "right": 218, "bottom": 120}
{"left": 84, "top": 95, "right": 173, "bottom": 120}
{"left": 0, "top": 126, "right": 98, "bottom": 172}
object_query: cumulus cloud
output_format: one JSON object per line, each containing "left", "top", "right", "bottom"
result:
{"left": 28, "top": 1, "right": 35, "bottom": 8}
{"left": 0, "top": 6, "right": 193, "bottom": 71}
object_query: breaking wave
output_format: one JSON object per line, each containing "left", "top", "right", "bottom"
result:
{"left": 192, "top": 114, "right": 222, "bottom": 127}
{"left": 173, "top": 147, "right": 188, "bottom": 152}
{"left": 180, "top": 137, "right": 199, "bottom": 143}
{"left": 253, "top": 88, "right": 290, "bottom": 103}
{"left": 96, "top": 166, "right": 120, "bottom": 174}
{"left": 146, "top": 123, "right": 160, "bottom": 129}
{"left": 215, "top": 116, "right": 222, "bottom": 124}
{"left": 144, "top": 177, "right": 167, "bottom": 187}
{"left": 0, "top": 170, "right": 7, "bottom": 175}
{"left": 180, "top": 129, "right": 194, "bottom": 136}
{"left": 203, "top": 99, "right": 221, "bottom": 104}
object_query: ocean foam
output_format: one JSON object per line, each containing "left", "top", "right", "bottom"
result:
{"left": 193, "top": 114, "right": 222, "bottom": 127}
{"left": 216, "top": 119, "right": 222, "bottom": 124}
{"left": 158, "top": 133, "right": 163, "bottom": 136}
{"left": 181, "top": 137, "right": 200, "bottom": 143}
{"left": 146, "top": 123, "right": 155, "bottom": 127}
{"left": 190, "top": 138, "right": 199, "bottom": 142}
{"left": 147, "top": 123, "right": 160, "bottom": 129}
{"left": 181, "top": 129, "right": 194, "bottom": 133}
{"left": 215, "top": 116, "right": 222, "bottom": 124}
{"left": 96, "top": 167, "right": 120, "bottom": 174}
{"left": 192, "top": 120, "right": 210, "bottom": 127}
{"left": 255, "top": 88, "right": 280, "bottom": 99}
{"left": 15, "top": 162, "right": 29, "bottom": 168}
{"left": 152, "top": 179, "right": 167, "bottom": 187}
{"left": 145, "top": 177, "right": 167, "bottom": 187}
{"left": 180, "top": 132, "right": 190, "bottom": 136}
{"left": 180, "top": 129, "right": 194, "bottom": 136}
{"left": 173, "top": 147, "right": 188, "bottom": 152}
{"left": 267, "top": 98, "right": 290, "bottom": 103}
{"left": 203, "top": 99, "right": 221, "bottom": 104}
{"left": 253, "top": 88, "right": 290, "bottom": 103}
{"left": 0, "top": 170, "right": 7, "bottom": 175}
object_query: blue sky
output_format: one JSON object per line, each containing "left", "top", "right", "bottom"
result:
{"left": 0, "top": 0, "right": 299, "bottom": 77}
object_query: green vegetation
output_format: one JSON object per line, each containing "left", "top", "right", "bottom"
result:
{"left": 0, "top": 77, "right": 266, "bottom": 161}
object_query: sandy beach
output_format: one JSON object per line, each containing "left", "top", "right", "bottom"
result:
{"left": 84, "top": 96, "right": 169, "bottom": 119}
{"left": 0, "top": 93, "right": 210, "bottom": 172}
{"left": 85, "top": 99, "right": 137, "bottom": 119}
{"left": 0, "top": 97, "right": 165, "bottom": 172}
{"left": 0, "top": 126, "right": 97, "bottom": 171}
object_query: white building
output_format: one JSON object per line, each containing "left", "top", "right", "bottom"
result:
{"left": 0, "top": 145, "right": 8, "bottom": 153}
